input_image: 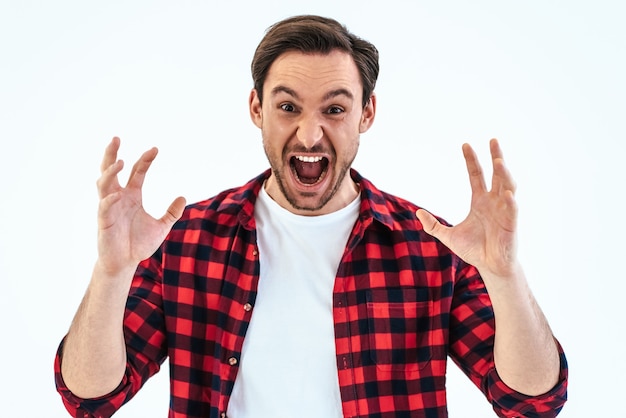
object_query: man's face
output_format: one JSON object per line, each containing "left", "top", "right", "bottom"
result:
{"left": 249, "top": 49, "right": 376, "bottom": 216}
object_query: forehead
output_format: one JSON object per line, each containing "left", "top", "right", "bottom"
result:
{"left": 264, "top": 50, "right": 362, "bottom": 101}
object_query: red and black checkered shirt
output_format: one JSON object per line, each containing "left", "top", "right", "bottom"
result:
{"left": 55, "top": 169, "right": 568, "bottom": 418}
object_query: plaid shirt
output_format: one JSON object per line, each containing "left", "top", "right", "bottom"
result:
{"left": 55, "top": 169, "right": 568, "bottom": 418}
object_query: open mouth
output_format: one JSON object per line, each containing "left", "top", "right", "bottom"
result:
{"left": 290, "top": 155, "right": 329, "bottom": 185}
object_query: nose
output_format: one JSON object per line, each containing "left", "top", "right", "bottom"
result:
{"left": 296, "top": 113, "right": 323, "bottom": 149}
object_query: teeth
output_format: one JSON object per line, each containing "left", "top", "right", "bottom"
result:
{"left": 295, "top": 155, "right": 323, "bottom": 163}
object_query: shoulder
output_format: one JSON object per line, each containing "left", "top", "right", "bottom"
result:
{"left": 353, "top": 169, "right": 451, "bottom": 231}
{"left": 174, "top": 170, "right": 269, "bottom": 231}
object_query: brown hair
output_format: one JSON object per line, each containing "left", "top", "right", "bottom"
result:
{"left": 251, "top": 15, "right": 379, "bottom": 108}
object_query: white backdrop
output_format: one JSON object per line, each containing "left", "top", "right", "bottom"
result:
{"left": 1, "top": 1, "right": 624, "bottom": 416}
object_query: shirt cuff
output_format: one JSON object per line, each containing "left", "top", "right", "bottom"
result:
{"left": 54, "top": 337, "right": 131, "bottom": 417}
{"left": 487, "top": 339, "right": 568, "bottom": 417}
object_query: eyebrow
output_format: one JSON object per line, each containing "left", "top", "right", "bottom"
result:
{"left": 271, "top": 85, "right": 354, "bottom": 102}
{"left": 271, "top": 85, "right": 300, "bottom": 100}
{"left": 323, "top": 88, "right": 354, "bottom": 102}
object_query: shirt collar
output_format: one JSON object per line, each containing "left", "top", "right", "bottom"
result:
{"left": 349, "top": 168, "right": 395, "bottom": 231}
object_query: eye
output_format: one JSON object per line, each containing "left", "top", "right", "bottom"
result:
{"left": 280, "top": 103, "right": 296, "bottom": 112}
{"left": 327, "top": 106, "right": 344, "bottom": 115}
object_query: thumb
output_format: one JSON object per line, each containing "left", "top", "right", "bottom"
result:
{"left": 416, "top": 208, "right": 450, "bottom": 244}
{"left": 160, "top": 196, "right": 187, "bottom": 227}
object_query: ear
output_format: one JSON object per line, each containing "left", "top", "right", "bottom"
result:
{"left": 359, "top": 93, "right": 376, "bottom": 133}
{"left": 249, "top": 89, "right": 263, "bottom": 129}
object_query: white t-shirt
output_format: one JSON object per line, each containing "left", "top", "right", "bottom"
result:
{"left": 227, "top": 185, "right": 360, "bottom": 417}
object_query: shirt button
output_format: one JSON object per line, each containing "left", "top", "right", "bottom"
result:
{"left": 243, "top": 302, "right": 253, "bottom": 312}
{"left": 228, "top": 356, "right": 238, "bottom": 366}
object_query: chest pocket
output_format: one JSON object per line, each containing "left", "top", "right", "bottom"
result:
{"left": 366, "top": 288, "right": 433, "bottom": 372}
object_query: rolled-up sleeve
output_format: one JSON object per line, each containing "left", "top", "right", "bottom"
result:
{"left": 449, "top": 261, "right": 568, "bottom": 417}
{"left": 53, "top": 252, "right": 167, "bottom": 418}
{"left": 54, "top": 337, "right": 149, "bottom": 418}
{"left": 485, "top": 340, "right": 568, "bottom": 417}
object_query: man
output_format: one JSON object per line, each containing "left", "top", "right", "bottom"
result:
{"left": 55, "top": 15, "right": 568, "bottom": 418}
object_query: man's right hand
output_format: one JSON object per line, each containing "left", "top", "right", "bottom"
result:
{"left": 61, "top": 137, "right": 186, "bottom": 399}
{"left": 96, "top": 136, "right": 186, "bottom": 277}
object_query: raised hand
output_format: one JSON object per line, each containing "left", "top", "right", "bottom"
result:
{"left": 416, "top": 138, "right": 519, "bottom": 280}
{"left": 416, "top": 139, "right": 563, "bottom": 394}
{"left": 96, "top": 137, "right": 186, "bottom": 276}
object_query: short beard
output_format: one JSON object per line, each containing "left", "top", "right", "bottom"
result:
{"left": 274, "top": 162, "right": 352, "bottom": 212}
{"left": 263, "top": 141, "right": 357, "bottom": 213}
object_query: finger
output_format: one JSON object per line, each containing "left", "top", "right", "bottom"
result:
{"left": 97, "top": 191, "right": 123, "bottom": 229}
{"left": 462, "top": 143, "right": 487, "bottom": 194}
{"left": 159, "top": 196, "right": 187, "bottom": 227}
{"left": 416, "top": 208, "right": 452, "bottom": 247}
{"left": 503, "top": 189, "right": 518, "bottom": 225}
{"left": 492, "top": 158, "right": 517, "bottom": 196}
{"left": 96, "top": 159, "right": 124, "bottom": 199}
{"left": 126, "top": 147, "right": 158, "bottom": 190}
{"left": 489, "top": 138, "right": 504, "bottom": 160}
{"left": 100, "top": 137, "right": 121, "bottom": 174}
{"left": 489, "top": 139, "right": 517, "bottom": 195}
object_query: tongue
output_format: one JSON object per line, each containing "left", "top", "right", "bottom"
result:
{"left": 293, "top": 159, "right": 324, "bottom": 184}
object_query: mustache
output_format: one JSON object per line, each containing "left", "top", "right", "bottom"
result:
{"left": 283, "top": 144, "right": 333, "bottom": 155}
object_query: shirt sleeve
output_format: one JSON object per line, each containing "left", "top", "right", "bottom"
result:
{"left": 53, "top": 251, "right": 168, "bottom": 418}
{"left": 447, "top": 260, "right": 568, "bottom": 417}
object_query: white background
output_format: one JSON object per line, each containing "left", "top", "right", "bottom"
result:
{"left": 1, "top": 1, "right": 624, "bottom": 416}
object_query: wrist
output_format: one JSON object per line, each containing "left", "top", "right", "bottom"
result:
{"left": 478, "top": 262, "right": 530, "bottom": 303}
{"left": 93, "top": 258, "right": 138, "bottom": 279}
{"left": 90, "top": 259, "right": 138, "bottom": 296}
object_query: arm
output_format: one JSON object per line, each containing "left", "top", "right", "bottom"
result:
{"left": 60, "top": 137, "right": 186, "bottom": 399}
{"left": 416, "top": 139, "right": 561, "bottom": 396}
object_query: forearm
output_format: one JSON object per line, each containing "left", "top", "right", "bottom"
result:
{"left": 61, "top": 262, "right": 136, "bottom": 399}
{"left": 483, "top": 264, "right": 561, "bottom": 396}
